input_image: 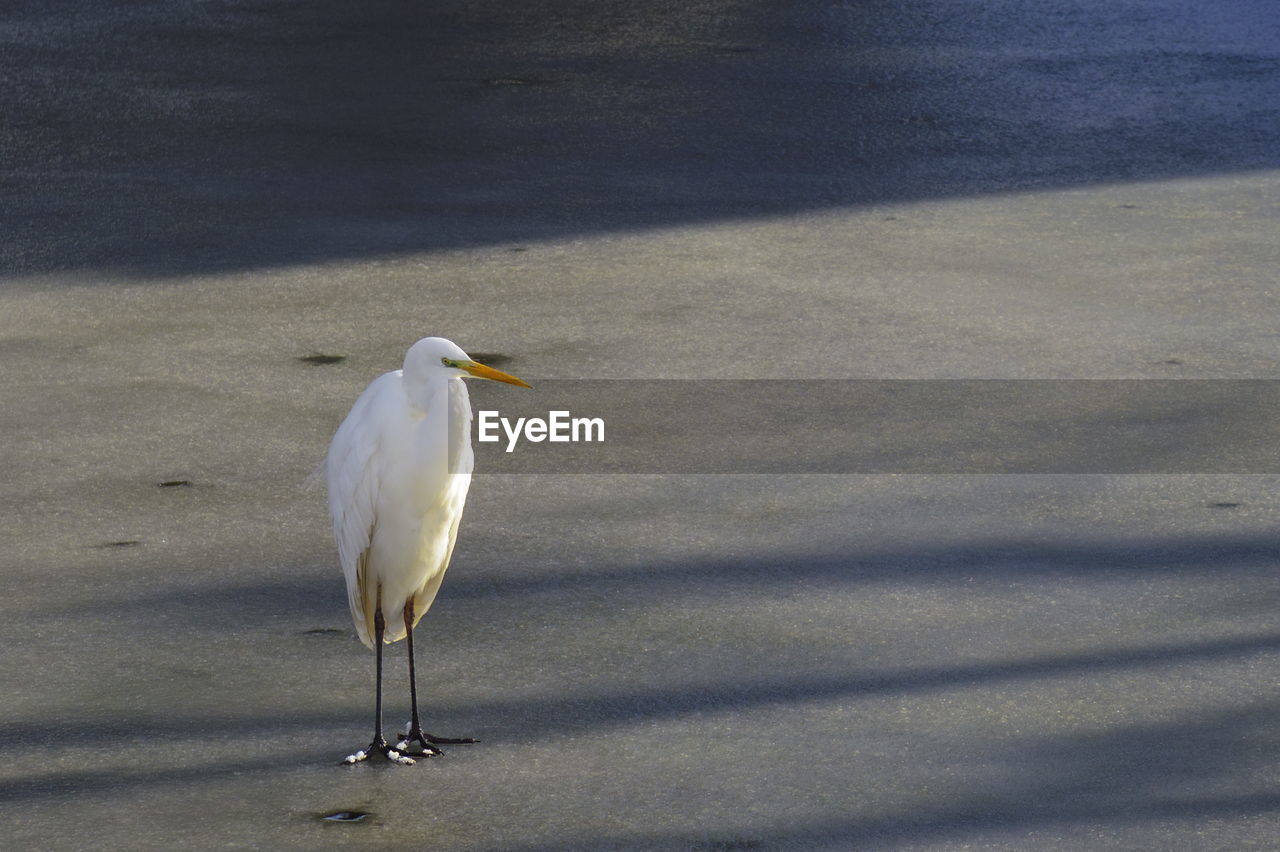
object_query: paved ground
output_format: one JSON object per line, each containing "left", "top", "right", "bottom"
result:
{"left": 2, "top": 0, "right": 1278, "bottom": 849}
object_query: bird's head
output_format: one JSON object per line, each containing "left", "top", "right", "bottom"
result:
{"left": 404, "top": 337, "right": 531, "bottom": 388}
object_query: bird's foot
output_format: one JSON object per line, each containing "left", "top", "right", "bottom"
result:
{"left": 394, "top": 721, "right": 478, "bottom": 758}
{"left": 342, "top": 736, "right": 418, "bottom": 766}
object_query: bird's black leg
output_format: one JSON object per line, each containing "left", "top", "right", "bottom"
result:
{"left": 344, "top": 603, "right": 416, "bottom": 765}
{"left": 395, "top": 599, "right": 477, "bottom": 757}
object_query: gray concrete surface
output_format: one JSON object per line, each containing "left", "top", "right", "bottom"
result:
{"left": 2, "top": 0, "right": 1279, "bottom": 849}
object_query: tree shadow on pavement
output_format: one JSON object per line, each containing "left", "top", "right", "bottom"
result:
{"left": 3, "top": 0, "right": 1277, "bottom": 276}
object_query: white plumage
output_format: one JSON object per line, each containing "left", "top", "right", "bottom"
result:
{"left": 325, "top": 336, "right": 529, "bottom": 764}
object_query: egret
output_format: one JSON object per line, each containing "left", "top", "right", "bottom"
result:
{"left": 326, "top": 337, "right": 530, "bottom": 764}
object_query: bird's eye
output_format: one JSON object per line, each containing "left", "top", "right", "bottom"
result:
{"left": 441, "top": 358, "right": 453, "bottom": 367}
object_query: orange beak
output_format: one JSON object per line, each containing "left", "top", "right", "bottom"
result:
{"left": 461, "top": 360, "right": 531, "bottom": 388}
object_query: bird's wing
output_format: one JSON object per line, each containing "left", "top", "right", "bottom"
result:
{"left": 408, "top": 473, "right": 469, "bottom": 631}
{"left": 325, "top": 371, "right": 405, "bottom": 648}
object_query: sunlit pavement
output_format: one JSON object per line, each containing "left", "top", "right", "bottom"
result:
{"left": 2, "top": 1, "right": 1278, "bottom": 849}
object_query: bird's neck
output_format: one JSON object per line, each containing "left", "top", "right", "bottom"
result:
{"left": 404, "top": 373, "right": 454, "bottom": 414}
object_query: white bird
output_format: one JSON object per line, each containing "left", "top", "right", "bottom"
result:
{"left": 325, "top": 337, "right": 530, "bottom": 764}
